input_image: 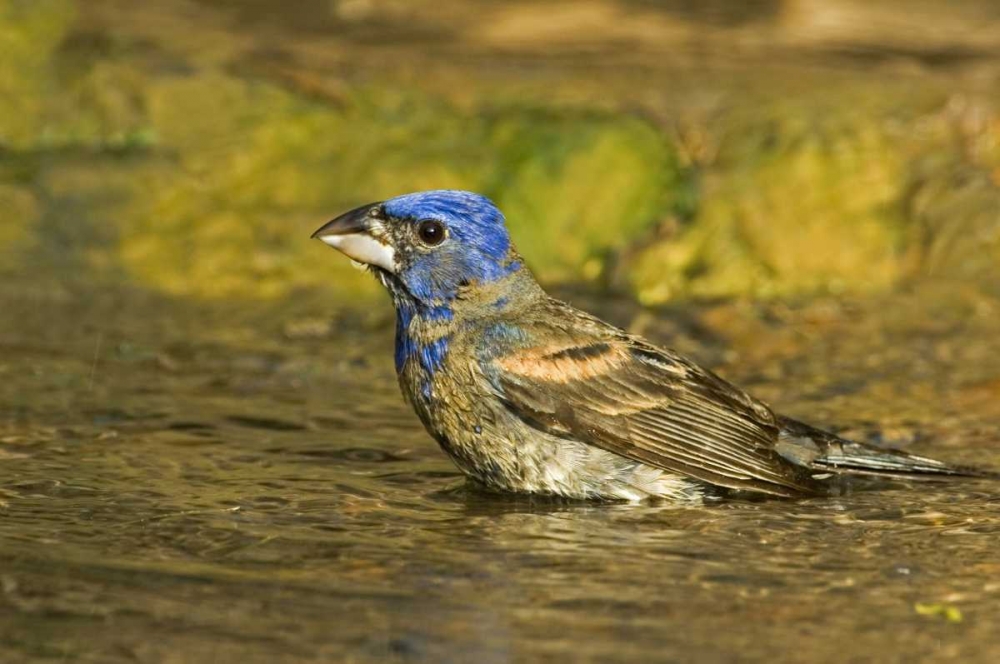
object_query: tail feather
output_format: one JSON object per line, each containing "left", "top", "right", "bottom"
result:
{"left": 811, "top": 440, "right": 993, "bottom": 479}
{"left": 777, "top": 416, "right": 997, "bottom": 481}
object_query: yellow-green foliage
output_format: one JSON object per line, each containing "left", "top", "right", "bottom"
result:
{"left": 48, "top": 60, "right": 153, "bottom": 149}
{"left": 0, "top": 0, "right": 74, "bottom": 146}
{"left": 488, "top": 113, "right": 678, "bottom": 282}
{"left": 115, "top": 77, "right": 679, "bottom": 299}
{"left": 632, "top": 113, "right": 908, "bottom": 303}
{"left": 906, "top": 155, "right": 1000, "bottom": 281}
{"left": 1, "top": 4, "right": 997, "bottom": 305}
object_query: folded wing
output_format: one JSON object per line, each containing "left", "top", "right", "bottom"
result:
{"left": 487, "top": 313, "right": 822, "bottom": 497}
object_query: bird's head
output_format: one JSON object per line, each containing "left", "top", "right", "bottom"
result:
{"left": 313, "top": 190, "right": 523, "bottom": 307}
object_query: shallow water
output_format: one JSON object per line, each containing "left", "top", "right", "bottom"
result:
{"left": 3, "top": 0, "right": 1000, "bottom": 662}
{"left": 2, "top": 278, "right": 999, "bottom": 663}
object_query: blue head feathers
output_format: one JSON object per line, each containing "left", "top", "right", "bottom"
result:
{"left": 382, "top": 190, "right": 520, "bottom": 305}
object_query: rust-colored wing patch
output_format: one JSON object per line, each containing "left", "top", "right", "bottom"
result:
{"left": 495, "top": 342, "right": 629, "bottom": 383}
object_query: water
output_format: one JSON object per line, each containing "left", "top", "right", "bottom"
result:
{"left": 3, "top": 1, "right": 1000, "bottom": 661}
{"left": 2, "top": 276, "right": 998, "bottom": 662}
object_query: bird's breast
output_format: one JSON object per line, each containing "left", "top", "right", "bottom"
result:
{"left": 396, "top": 345, "right": 703, "bottom": 501}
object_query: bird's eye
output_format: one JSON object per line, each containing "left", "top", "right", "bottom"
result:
{"left": 416, "top": 219, "right": 446, "bottom": 246}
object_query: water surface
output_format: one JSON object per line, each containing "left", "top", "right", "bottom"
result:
{"left": 2, "top": 279, "right": 999, "bottom": 662}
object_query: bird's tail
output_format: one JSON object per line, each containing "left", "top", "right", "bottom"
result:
{"left": 776, "top": 416, "right": 998, "bottom": 481}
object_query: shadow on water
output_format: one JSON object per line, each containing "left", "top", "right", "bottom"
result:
{"left": 2, "top": 0, "right": 1000, "bottom": 662}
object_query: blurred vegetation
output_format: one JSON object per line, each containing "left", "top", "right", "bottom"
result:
{"left": 1, "top": 0, "right": 998, "bottom": 307}
{"left": 0, "top": 0, "right": 74, "bottom": 146}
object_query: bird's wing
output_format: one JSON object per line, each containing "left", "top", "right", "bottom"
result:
{"left": 485, "top": 307, "right": 821, "bottom": 497}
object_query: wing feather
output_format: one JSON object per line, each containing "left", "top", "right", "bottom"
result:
{"left": 487, "top": 305, "right": 821, "bottom": 496}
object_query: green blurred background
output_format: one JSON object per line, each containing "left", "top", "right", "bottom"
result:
{"left": 3, "top": 0, "right": 999, "bottom": 312}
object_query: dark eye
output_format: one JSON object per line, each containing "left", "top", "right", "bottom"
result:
{"left": 417, "top": 219, "right": 446, "bottom": 246}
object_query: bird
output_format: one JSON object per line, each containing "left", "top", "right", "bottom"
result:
{"left": 312, "top": 189, "right": 993, "bottom": 502}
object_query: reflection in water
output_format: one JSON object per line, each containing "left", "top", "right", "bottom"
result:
{"left": 2, "top": 0, "right": 1000, "bottom": 662}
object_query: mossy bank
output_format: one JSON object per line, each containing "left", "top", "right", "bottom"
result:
{"left": 2, "top": 0, "right": 999, "bottom": 310}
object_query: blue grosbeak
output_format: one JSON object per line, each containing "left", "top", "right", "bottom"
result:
{"left": 313, "top": 190, "right": 989, "bottom": 501}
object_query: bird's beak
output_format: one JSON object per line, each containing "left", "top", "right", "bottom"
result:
{"left": 311, "top": 202, "right": 396, "bottom": 273}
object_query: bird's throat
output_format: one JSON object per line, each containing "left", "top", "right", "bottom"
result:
{"left": 393, "top": 296, "right": 454, "bottom": 404}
